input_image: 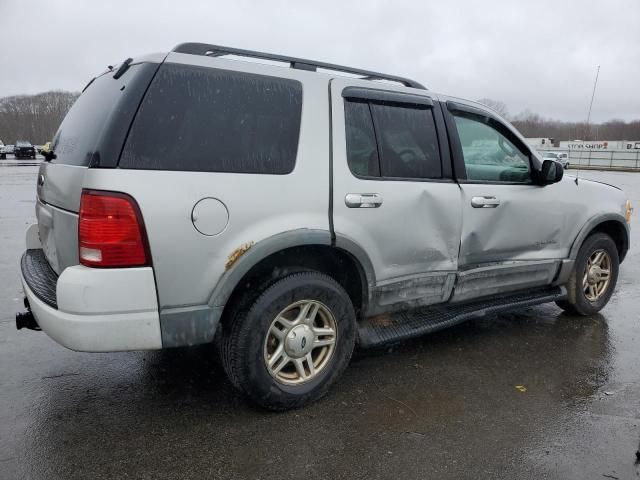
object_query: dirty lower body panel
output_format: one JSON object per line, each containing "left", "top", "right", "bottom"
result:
{"left": 358, "top": 286, "right": 567, "bottom": 348}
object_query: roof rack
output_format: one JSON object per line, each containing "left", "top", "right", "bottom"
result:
{"left": 172, "top": 43, "right": 426, "bottom": 90}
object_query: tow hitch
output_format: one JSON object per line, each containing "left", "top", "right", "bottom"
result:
{"left": 16, "top": 298, "right": 41, "bottom": 331}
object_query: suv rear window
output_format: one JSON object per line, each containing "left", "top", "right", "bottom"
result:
{"left": 51, "top": 65, "right": 148, "bottom": 167}
{"left": 119, "top": 63, "right": 303, "bottom": 174}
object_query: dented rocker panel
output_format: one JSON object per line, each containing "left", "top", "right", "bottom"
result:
{"left": 451, "top": 260, "right": 560, "bottom": 303}
{"left": 367, "top": 272, "right": 456, "bottom": 316}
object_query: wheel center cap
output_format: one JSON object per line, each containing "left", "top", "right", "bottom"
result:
{"left": 284, "top": 325, "right": 314, "bottom": 358}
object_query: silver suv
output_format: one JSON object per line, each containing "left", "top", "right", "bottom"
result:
{"left": 17, "top": 43, "right": 632, "bottom": 410}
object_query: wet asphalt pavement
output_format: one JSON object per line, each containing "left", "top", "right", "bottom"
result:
{"left": 1, "top": 166, "right": 639, "bottom": 479}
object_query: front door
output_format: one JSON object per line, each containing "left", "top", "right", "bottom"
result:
{"left": 445, "top": 103, "right": 565, "bottom": 302}
{"left": 330, "top": 80, "right": 463, "bottom": 314}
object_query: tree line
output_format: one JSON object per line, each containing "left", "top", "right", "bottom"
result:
{"left": 477, "top": 98, "right": 640, "bottom": 144}
{"left": 0, "top": 90, "right": 79, "bottom": 145}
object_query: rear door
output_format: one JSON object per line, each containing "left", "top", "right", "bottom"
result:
{"left": 330, "top": 80, "right": 462, "bottom": 314}
{"left": 36, "top": 61, "right": 159, "bottom": 273}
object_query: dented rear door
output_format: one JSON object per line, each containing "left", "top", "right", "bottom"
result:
{"left": 330, "top": 80, "right": 463, "bottom": 314}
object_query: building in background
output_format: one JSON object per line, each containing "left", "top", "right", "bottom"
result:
{"left": 558, "top": 140, "right": 640, "bottom": 150}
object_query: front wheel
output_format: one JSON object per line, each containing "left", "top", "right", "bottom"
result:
{"left": 221, "top": 271, "right": 356, "bottom": 410}
{"left": 556, "top": 232, "right": 619, "bottom": 315}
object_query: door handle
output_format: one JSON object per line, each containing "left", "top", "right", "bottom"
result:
{"left": 471, "top": 196, "right": 500, "bottom": 208}
{"left": 345, "top": 193, "right": 383, "bottom": 208}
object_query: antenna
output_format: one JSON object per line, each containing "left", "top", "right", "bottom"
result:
{"left": 576, "top": 65, "right": 600, "bottom": 185}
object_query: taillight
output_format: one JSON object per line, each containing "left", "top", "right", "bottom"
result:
{"left": 78, "top": 189, "right": 150, "bottom": 268}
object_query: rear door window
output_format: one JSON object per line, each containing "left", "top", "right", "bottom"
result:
{"left": 370, "top": 103, "right": 442, "bottom": 179}
{"left": 120, "top": 63, "right": 303, "bottom": 174}
{"left": 344, "top": 97, "right": 442, "bottom": 180}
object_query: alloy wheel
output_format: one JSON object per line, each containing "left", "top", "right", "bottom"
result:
{"left": 583, "top": 249, "right": 612, "bottom": 302}
{"left": 263, "top": 300, "right": 337, "bottom": 385}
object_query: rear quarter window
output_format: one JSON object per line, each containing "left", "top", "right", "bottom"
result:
{"left": 119, "top": 63, "right": 303, "bottom": 174}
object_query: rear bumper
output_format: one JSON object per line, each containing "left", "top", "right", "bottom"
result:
{"left": 20, "top": 228, "right": 162, "bottom": 351}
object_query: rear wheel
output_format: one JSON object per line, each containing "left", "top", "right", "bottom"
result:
{"left": 556, "top": 232, "right": 619, "bottom": 315}
{"left": 221, "top": 271, "right": 356, "bottom": 410}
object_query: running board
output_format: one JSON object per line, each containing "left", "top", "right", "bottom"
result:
{"left": 358, "top": 286, "right": 566, "bottom": 348}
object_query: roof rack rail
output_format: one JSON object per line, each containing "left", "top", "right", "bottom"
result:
{"left": 172, "top": 43, "right": 426, "bottom": 90}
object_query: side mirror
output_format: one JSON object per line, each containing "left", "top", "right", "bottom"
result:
{"left": 540, "top": 159, "right": 563, "bottom": 185}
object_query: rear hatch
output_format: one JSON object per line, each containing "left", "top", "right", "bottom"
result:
{"left": 36, "top": 59, "right": 161, "bottom": 274}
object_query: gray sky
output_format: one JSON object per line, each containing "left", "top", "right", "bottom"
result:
{"left": 1, "top": 0, "right": 638, "bottom": 122}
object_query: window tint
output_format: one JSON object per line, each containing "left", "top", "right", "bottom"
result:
{"left": 120, "top": 63, "right": 302, "bottom": 174}
{"left": 344, "top": 100, "right": 380, "bottom": 177}
{"left": 370, "top": 103, "right": 441, "bottom": 179}
{"left": 453, "top": 114, "right": 531, "bottom": 183}
{"left": 52, "top": 65, "right": 144, "bottom": 166}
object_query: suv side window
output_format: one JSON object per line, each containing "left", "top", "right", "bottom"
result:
{"left": 371, "top": 103, "right": 442, "bottom": 179}
{"left": 344, "top": 98, "right": 442, "bottom": 180}
{"left": 453, "top": 113, "right": 531, "bottom": 183}
{"left": 120, "top": 63, "right": 302, "bottom": 174}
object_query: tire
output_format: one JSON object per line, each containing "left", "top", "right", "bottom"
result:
{"left": 556, "top": 232, "right": 619, "bottom": 315}
{"left": 220, "top": 271, "right": 356, "bottom": 410}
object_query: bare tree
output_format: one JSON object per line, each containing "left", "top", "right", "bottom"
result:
{"left": 471, "top": 101, "right": 639, "bottom": 143}
{"left": 511, "top": 112, "right": 640, "bottom": 144}
{"left": 0, "top": 90, "right": 79, "bottom": 145}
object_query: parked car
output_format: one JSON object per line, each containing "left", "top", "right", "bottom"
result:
{"left": 14, "top": 141, "right": 36, "bottom": 159}
{"left": 17, "top": 43, "right": 632, "bottom": 410}
{"left": 0, "top": 140, "right": 5, "bottom": 159}
{"left": 543, "top": 151, "right": 570, "bottom": 169}
{"left": 4, "top": 144, "right": 15, "bottom": 156}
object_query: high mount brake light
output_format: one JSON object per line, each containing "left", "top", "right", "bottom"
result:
{"left": 78, "top": 190, "right": 150, "bottom": 268}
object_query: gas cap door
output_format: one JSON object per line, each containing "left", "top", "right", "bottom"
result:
{"left": 191, "top": 198, "right": 229, "bottom": 236}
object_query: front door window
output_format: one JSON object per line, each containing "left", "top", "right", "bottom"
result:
{"left": 453, "top": 113, "right": 531, "bottom": 183}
